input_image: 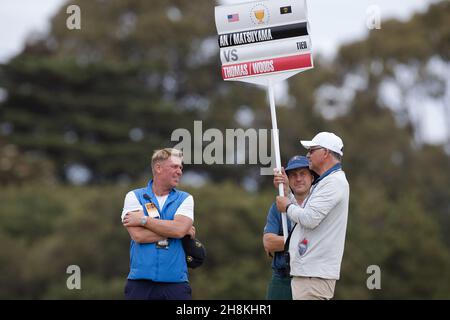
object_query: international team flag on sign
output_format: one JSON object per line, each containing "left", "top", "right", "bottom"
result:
{"left": 227, "top": 13, "right": 239, "bottom": 22}
{"left": 280, "top": 6, "right": 292, "bottom": 14}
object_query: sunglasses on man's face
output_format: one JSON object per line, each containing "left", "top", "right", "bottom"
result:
{"left": 308, "top": 147, "right": 324, "bottom": 154}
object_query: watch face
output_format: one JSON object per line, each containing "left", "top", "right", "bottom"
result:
{"left": 140, "top": 217, "right": 147, "bottom": 226}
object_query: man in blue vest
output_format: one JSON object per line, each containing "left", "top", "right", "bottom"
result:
{"left": 263, "top": 155, "right": 316, "bottom": 300}
{"left": 122, "top": 148, "right": 195, "bottom": 300}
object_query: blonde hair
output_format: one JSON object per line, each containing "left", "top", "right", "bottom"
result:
{"left": 151, "top": 148, "right": 183, "bottom": 174}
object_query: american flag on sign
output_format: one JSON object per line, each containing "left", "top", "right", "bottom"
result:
{"left": 227, "top": 13, "right": 239, "bottom": 22}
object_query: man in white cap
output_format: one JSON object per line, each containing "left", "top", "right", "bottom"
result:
{"left": 274, "top": 132, "right": 349, "bottom": 300}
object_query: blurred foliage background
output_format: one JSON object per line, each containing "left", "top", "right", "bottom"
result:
{"left": 0, "top": 0, "right": 449, "bottom": 299}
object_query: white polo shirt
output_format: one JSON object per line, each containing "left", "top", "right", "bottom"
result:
{"left": 121, "top": 191, "right": 194, "bottom": 222}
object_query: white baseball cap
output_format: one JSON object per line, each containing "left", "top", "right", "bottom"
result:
{"left": 300, "top": 132, "right": 344, "bottom": 156}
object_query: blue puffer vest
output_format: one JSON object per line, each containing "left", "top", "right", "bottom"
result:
{"left": 127, "top": 180, "right": 190, "bottom": 282}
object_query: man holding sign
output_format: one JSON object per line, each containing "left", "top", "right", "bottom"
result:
{"left": 215, "top": 0, "right": 350, "bottom": 300}
{"left": 274, "top": 132, "right": 349, "bottom": 300}
{"left": 263, "top": 155, "right": 315, "bottom": 300}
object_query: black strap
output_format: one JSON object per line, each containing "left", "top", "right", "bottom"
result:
{"left": 281, "top": 222, "right": 297, "bottom": 278}
{"left": 284, "top": 223, "right": 297, "bottom": 252}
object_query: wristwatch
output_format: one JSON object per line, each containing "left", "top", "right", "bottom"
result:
{"left": 139, "top": 216, "right": 148, "bottom": 226}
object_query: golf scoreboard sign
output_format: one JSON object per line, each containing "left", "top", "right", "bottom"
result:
{"left": 215, "top": 0, "right": 313, "bottom": 86}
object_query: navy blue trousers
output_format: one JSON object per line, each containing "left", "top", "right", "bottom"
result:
{"left": 125, "top": 279, "right": 192, "bottom": 300}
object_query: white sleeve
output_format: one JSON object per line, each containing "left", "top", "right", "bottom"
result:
{"left": 287, "top": 178, "right": 343, "bottom": 229}
{"left": 121, "top": 191, "right": 143, "bottom": 221}
{"left": 174, "top": 195, "right": 194, "bottom": 221}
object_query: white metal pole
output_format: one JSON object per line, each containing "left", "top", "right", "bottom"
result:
{"left": 268, "top": 81, "right": 289, "bottom": 242}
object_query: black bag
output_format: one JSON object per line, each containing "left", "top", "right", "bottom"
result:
{"left": 182, "top": 236, "right": 206, "bottom": 269}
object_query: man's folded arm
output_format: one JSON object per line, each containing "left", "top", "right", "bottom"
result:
{"left": 126, "top": 225, "right": 165, "bottom": 244}
{"left": 143, "top": 215, "right": 193, "bottom": 239}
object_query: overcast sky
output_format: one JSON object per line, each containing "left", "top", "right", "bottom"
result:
{"left": 0, "top": 0, "right": 437, "bottom": 63}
